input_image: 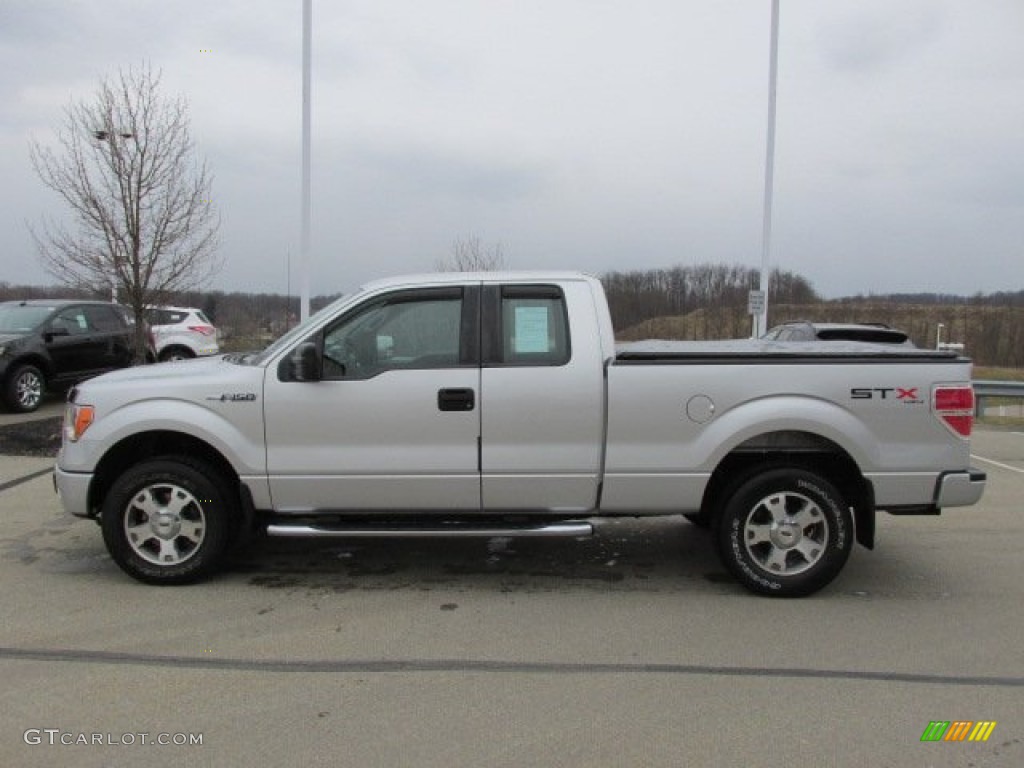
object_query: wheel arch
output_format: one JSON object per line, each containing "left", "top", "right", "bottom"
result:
{"left": 700, "top": 430, "right": 875, "bottom": 549}
{"left": 158, "top": 344, "right": 196, "bottom": 361}
{"left": 89, "top": 431, "right": 247, "bottom": 536}
{"left": 6, "top": 354, "right": 53, "bottom": 383}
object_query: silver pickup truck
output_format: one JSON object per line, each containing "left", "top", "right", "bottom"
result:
{"left": 55, "top": 272, "right": 985, "bottom": 596}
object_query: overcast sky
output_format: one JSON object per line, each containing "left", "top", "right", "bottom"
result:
{"left": 2, "top": 0, "right": 1022, "bottom": 299}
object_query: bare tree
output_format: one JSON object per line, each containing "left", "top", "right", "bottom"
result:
{"left": 29, "top": 63, "right": 221, "bottom": 360}
{"left": 435, "top": 235, "right": 507, "bottom": 272}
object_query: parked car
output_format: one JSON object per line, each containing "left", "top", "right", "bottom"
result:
{"left": 0, "top": 299, "right": 136, "bottom": 412}
{"left": 145, "top": 306, "right": 219, "bottom": 362}
{"left": 763, "top": 321, "right": 913, "bottom": 345}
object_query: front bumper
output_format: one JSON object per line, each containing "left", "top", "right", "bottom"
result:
{"left": 53, "top": 464, "right": 94, "bottom": 518}
{"left": 934, "top": 468, "right": 987, "bottom": 508}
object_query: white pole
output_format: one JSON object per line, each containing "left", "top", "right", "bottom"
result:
{"left": 758, "top": 0, "right": 780, "bottom": 337}
{"left": 300, "top": 0, "right": 312, "bottom": 321}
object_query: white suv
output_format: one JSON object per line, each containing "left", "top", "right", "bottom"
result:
{"left": 145, "top": 306, "right": 220, "bottom": 362}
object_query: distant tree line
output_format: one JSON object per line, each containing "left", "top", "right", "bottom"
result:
{"left": 837, "top": 291, "right": 1024, "bottom": 308}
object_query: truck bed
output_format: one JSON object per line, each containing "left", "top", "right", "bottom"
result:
{"left": 615, "top": 339, "right": 963, "bottom": 363}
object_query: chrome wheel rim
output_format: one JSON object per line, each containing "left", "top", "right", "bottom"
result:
{"left": 123, "top": 483, "right": 206, "bottom": 566}
{"left": 742, "top": 491, "right": 828, "bottom": 576}
{"left": 15, "top": 371, "right": 42, "bottom": 409}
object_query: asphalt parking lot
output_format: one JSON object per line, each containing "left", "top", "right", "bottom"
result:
{"left": 0, "top": 429, "right": 1021, "bottom": 767}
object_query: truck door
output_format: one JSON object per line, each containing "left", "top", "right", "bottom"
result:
{"left": 479, "top": 282, "right": 605, "bottom": 511}
{"left": 263, "top": 286, "right": 481, "bottom": 512}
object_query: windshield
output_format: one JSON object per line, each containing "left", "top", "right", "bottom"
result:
{"left": 245, "top": 293, "right": 354, "bottom": 366}
{"left": 0, "top": 305, "right": 54, "bottom": 333}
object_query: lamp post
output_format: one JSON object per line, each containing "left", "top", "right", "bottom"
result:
{"left": 757, "top": 0, "right": 780, "bottom": 338}
{"left": 300, "top": 0, "right": 312, "bottom": 321}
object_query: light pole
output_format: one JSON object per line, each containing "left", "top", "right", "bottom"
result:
{"left": 300, "top": 0, "right": 312, "bottom": 321}
{"left": 757, "top": 0, "right": 780, "bottom": 337}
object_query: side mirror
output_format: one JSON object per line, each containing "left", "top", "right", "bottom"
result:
{"left": 45, "top": 325, "right": 70, "bottom": 341}
{"left": 291, "top": 342, "right": 322, "bottom": 382}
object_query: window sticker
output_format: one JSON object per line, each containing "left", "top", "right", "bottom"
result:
{"left": 514, "top": 306, "right": 550, "bottom": 354}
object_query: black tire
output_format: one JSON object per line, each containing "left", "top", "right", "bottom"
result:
{"left": 715, "top": 467, "right": 853, "bottom": 597}
{"left": 159, "top": 346, "right": 195, "bottom": 363}
{"left": 4, "top": 364, "right": 45, "bottom": 413}
{"left": 683, "top": 511, "right": 711, "bottom": 529}
{"left": 101, "top": 457, "right": 236, "bottom": 584}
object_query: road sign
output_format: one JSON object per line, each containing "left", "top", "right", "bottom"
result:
{"left": 748, "top": 290, "right": 766, "bottom": 316}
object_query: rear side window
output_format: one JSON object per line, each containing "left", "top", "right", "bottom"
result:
{"left": 51, "top": 308, "right": 91, "bottom": 335}
{"left": 817, "top": 328, "right": 909, "bottom": 344}
{"left": 84, "top": 305, "right": 126, "bottom": 332}
{"left": 490, "top": 286, "right": 570, "bottom": 366}
{"left": 146, "top": 309, "right": 187, "bottom": 325}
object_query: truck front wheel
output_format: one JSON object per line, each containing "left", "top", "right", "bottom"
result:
{"left": 716, "top": 467, "right": 853, "bottom": 597}
{"left": 101, "top": 457, "right": 235, "bottom": 584}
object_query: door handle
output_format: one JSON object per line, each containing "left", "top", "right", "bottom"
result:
{"left": 438, "top": 388, "right": 475, "bottom": 412}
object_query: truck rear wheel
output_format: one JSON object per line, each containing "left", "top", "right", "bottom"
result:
{"left": 101, "top": 457, "right": 235, "bottom": 584}
{"left": 716, "top": 467, "right": 853, "bottom": 597}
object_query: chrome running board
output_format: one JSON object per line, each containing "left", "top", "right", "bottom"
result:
{"left": 265, "top": 521, "right": 594, "bottom": 539}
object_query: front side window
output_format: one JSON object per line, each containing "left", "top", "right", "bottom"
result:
{"left": 320, "top": 292, "right": 463, "bottom": 380}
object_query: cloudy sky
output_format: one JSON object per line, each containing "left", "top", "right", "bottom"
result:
{"left": 1, "top": 0, "right": 1022, "bottom": 299}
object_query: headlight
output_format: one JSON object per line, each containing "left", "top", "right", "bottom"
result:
{"left": 63, "top": 404, "right": 95, "bottom": 442}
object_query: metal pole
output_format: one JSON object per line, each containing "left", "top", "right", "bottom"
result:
{"left": 300, "top": 0, "right": 312, "bottom": 321}
{"left": 758, "top": 0, "right": 780, "bottom": 337}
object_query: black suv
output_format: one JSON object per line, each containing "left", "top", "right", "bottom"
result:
{"left": 0, "top": 300, "right": 136, "bottom": 412}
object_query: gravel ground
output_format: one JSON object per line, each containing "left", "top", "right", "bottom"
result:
{"left": 0, "top": 417, "right": 62, "bottom": 457}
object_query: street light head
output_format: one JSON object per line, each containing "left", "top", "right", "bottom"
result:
{"left": 92, "top": 130, "right": 133, "bottom": 141}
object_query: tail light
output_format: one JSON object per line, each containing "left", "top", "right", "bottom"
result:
{"left": 188, "top": 325, "right": 216, "bottom": 336}
{"left": 933, "top": 385, "right": 974, "bottom": 438}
